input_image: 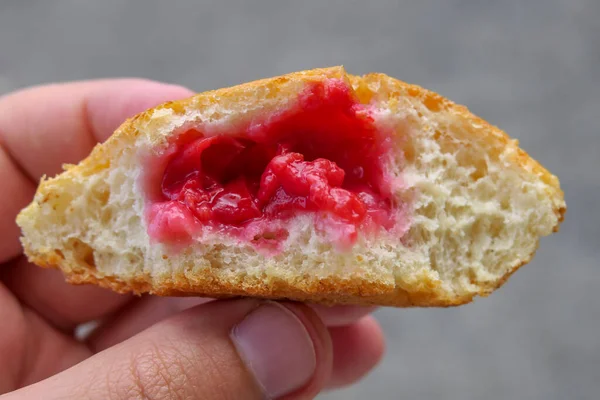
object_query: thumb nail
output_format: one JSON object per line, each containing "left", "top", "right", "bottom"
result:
{"left": 231, "top": 302, "right": 317, "bottom": 398}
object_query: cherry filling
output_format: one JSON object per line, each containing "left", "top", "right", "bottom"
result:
{"left": 146, "top": 80, "right": 396, "bottom": 249}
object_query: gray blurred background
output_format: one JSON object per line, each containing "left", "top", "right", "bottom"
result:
{"left": 1, "top": 1, "right": 598, "bottom": 399}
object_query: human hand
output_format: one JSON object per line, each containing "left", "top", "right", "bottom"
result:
{"left": 0, "top": 80, "right": 385, "bottom": 399}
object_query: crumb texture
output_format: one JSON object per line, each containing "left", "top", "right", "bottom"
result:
{"left": 16, "top": 67, "right": 565, "bottom": 307}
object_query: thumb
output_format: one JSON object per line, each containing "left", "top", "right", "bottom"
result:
{"left": 10, "top": 299, "right": 333, "bottom": 400}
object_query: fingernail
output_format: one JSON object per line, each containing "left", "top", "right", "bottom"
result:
{"left": 231, "top": 302, "right": 316, "bottom": 398}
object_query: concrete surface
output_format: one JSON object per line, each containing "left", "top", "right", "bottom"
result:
{"left": 1, "top": 1, "right": 598, "bottom": 399}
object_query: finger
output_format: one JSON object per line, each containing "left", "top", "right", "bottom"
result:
{"left": 89, "top": 297, "right": 383, "bottom": 391}
{"left": 310, "top": 304, "right": 378, "bottom": 326}
{"left": 89, "top": 298, "right": 376, "bottom": 351}
{"left": 8, "top": 307, "right": 91, "bottom": 391}
{"left": 8, "top": 299, "right": 333, "bottom": 400}
{"left": 326, "top": 315, "right": 386, "bottom": 389}
{"left": 0, "top": 147, "right": 35, "bottom": 263}
{"left": 1, "top": 257, "right": 132, "bottom": 331}
{"left": 88, "top": 296, "right": 211, "bottom": 350}
{"left": 0, "top": 282, "right": 91, "bottom": 394}
{"left": 0, "top": 79, "right": 194, "bottom": 181}
{"left": 0, "top": 79, "right": 194, "bottom": 263}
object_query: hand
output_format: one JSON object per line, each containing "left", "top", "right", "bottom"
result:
{"left": 0, "top": 80, "right": 385, "bottom": 399}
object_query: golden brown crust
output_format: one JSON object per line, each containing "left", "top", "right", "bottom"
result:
{"left": 18, "top": 66, "right": 565, "bottom": 307}
{"left": 30, "top": 249, "right": 473, "bottom": 307}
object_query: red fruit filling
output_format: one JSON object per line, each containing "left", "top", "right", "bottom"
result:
{"left": 145, "top": 80, "right": 397, "bottom": 249}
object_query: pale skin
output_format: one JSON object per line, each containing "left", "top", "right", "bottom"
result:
{"left": 0, "top": 80, "right": 385, "bottom": 399}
